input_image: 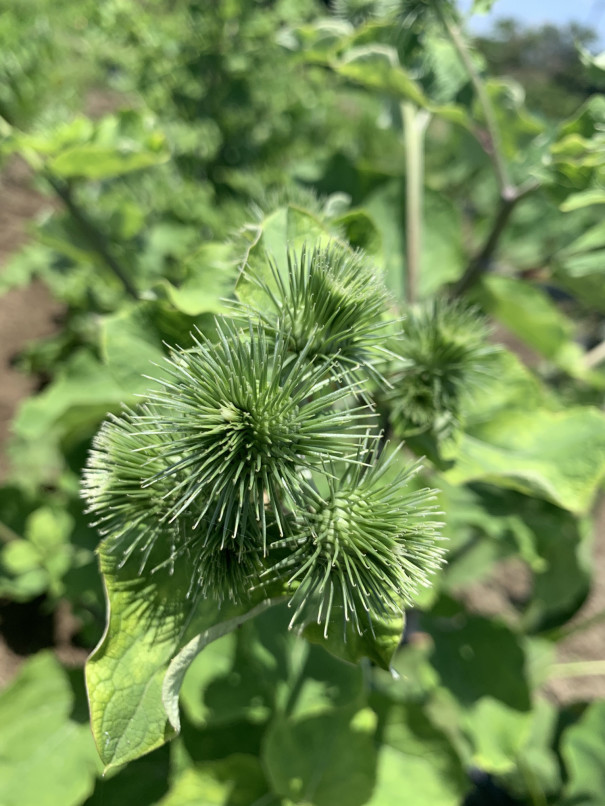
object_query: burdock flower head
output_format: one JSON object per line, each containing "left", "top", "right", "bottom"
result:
{"left": 386, "top": 299, "right": 496, "bottom": 438}
{"left": 83, "top": 318, "right": 377, "bottom": 603}
{"left": 139, "top": 319, "right": 372, "bottom": 542}
{"left": 266, "top": 444, "right": 445, "bottom": 637}
{"left": 83, "top": 302, "right": 446, "bottom": 634}
{"left": 236, "top": 242, "right": 392, "bottom": 383}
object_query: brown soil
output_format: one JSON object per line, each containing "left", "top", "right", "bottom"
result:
{"left": 0, "top": 158, "right": 63, "bottom": 478}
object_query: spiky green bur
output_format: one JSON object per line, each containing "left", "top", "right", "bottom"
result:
{"left": 82, "top": 408, "right": 179, "bottom": 570}
{"left": 237, "top": 242, "right": 392, "bottom": 381}
{"left": 386, "top": 300, "right": 496, "bottom": 438}
{"left": 82, "top": 406, "right": 265, "bottom": 603}
{"left": 140, "top": 320, "right": 373, "bottom": 539}
{"left": 83, "top": 318, "right": 447, "bottom": 635}
{"left": 267, "top": 448, "right": 445, "bottom": 638}
{"left": 82, "top": 320, "right": 375, "bottom": 600}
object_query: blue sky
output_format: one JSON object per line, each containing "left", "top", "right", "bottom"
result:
{"left": 458, "top": 0, "right": 605, "bottom": 47}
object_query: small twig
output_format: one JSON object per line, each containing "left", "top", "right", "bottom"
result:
{"left": 452, "top": 181, "right": 539, "bottom": 297}
{"left": 550, "top": 660, "right": 605, "bottom": 679}
{"left": 45, "top": 173, "right": 140, "bottom": 300}
{"left": 439, "top": 9, "right": 512, "bottom": 196}
{"left": 584, "top": 339, "right": 605, "bottom": 370}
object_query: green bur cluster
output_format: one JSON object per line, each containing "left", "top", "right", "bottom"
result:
{"left": 83, "top": 243, "right": 447, "bottom": 636}
{"left": 386, "top": 299, "right": 498, "bottom": 439}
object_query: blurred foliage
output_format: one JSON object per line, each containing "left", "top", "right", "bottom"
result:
{"left": 0, "top": 0, "right": 605, "bottom": 804}
{"left": 476, "top": 18, "right": 600, "bottom": 119}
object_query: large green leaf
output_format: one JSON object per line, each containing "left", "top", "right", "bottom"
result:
{"left": 155, "top": 756, "right": 270, "bottom": 806}
{"left": 421, "top": 598, "right": 531, "bottom": 711}
{"left": 0, "top": 653, "right": 100, "bottom": 806}
{"left": 86, "top": 539, "right": 281, "bottom": 769}
{"left": 163, "top": 243, "right": 238, "bottom": 316}
{"left": 367, "top": 700, "right": 468, "bottom": 805}
{"left": 14, "top": 351, "right": 127, "bottom": 444}
{"left": 521, "top": 503, "right": 592, "bottom": 632}
{"left": 335, "top": 45, "right": 427, "bottom": 106}
{"left": 9, "top": 350, "right": 128, "bottom": 483}
{"left": 561, "top": 700, "right": 605, "bottom": 806}
{"left": 235, "top": 200, "right": 341, "bottom": 305}
{"left": 464, "top": 697, "right": 532, "bottom": 775}
{"left": 445, "top": 406, "right": 605, "bottom": 514}
{"left": 363, "top": 183, "right": 465, "bottom": 300}
{"left": 331, "top": 44, "right": 471, "bottom": 128}
{"left": 475, "top": 274, "right": 584, "bottom": 373}
{"left": 439, "top": 482, "right": 592, "bottom": 632}
{"left": 263, "top": 706, "right": 377, "bottom": 806}
{"left": 499, "top": 698, "right": 561, "bottom": 801}
{"left": 368, "top": 745, "right": 464, "bottom": 806}
{"left": 100, "top": 301, "right": 204, "bottom": 395}
{"left": 49, "top": 142, "right": 169, "bottom": 179}
{"left": 180, "top": 605, "right": 365, "bottom": 732}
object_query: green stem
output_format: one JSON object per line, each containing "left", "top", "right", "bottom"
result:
{"left": 438, "top": 9, "right": 512, "bottom": 196}
{"left": 550, "top": 660, "right": 605, "bottom": 679}
{"left": 45, "top": 173, "right": 140, "bottom": 300}
{"left": 402, "top": 102, "right": 429, "bottom": 304}
{"left": 452, "top": 180, "right": 538, "bottom": 297}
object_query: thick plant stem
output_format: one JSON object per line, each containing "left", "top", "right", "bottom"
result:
{"left": 46, "top": 174, "right": 140, "bottom": 300}
{"left": 402, "top": 102, "right": 429, "bottom": 304}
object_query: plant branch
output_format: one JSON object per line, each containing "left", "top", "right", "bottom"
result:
{"left": 402, "top": 102, "right": 430, "bottom": 304}
{"left": 451, "top": 181, "right": 538, "bottom": 297}
{"left": 45, "top": 173, "right": 140, "bottom": 300}
{"left": 438, "top": 9, "right": 512, "bottom": 196}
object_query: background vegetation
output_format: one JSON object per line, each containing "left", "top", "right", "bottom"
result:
{"left": 1, "top": 1, "right": 605, "bottom": 804}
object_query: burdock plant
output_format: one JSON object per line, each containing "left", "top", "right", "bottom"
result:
{"left": 82, "top": 239, "right": 473, "bottom": 774}
{"left": 83, "top": 244, "right": 449, "bottom": 640}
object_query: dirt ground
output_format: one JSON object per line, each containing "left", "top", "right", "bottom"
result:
{"left": 0, "top": 159, "right": 64, "bottom": 686}
{"left": 0, "top": 160, "right": 604, "bottom": 700}
{"left": 0, "top": 159, "right": 62, "bottom": 478}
